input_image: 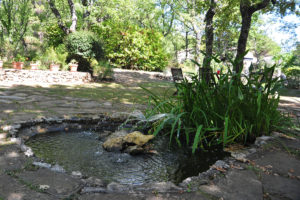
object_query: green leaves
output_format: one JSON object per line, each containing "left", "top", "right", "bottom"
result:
{"left": 144, "top": 62, "right": 287, "bottom": 153}
{"left": 97, "top": 23, "right": 168, "bottom": 71}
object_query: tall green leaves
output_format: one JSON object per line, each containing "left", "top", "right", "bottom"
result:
{"left": 144, "top": 63, "right": 288, "bottom": 152}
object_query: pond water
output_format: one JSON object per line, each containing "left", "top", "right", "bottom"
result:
{"left": 26, "top": 130, "right": 228, "bottom": 185}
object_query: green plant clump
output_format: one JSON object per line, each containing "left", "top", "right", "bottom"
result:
{"left": 143, "top": 62, "right": 289, "bottom": 153}
{"left": 93, "top": 23, "right": 169, "bottom": 72}
{"left": 65, "top": 30, "right": 104, "bottom": 73}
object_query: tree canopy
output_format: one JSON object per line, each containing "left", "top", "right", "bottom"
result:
{"left": 0, "top": 0, "right": 298, "bottom": 72}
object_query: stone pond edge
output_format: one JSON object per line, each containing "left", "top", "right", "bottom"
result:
{"left": 1, "top": 113, "right": 277, "bottom": 194}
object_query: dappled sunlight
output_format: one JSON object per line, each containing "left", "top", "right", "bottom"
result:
{"left": 4, "top": 110, "right": 14, "bottom": 114}
{"left": 202, "top": 185, "right": 221, "bottom": 193}
{"left": 8, "top": 193, "right": 24, "bottom": 200}
{"left": 7, "top": 151, "right": 19, "bottom": 158}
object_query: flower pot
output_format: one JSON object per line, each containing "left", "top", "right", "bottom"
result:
{"left": 50, "top": 64, "right": 60, "bottom": 72}
{"left": 0, "top": 60, "right": 3, "bottom": 69}
{"left": 12, "top": 61, "right": 17, "bottom": 69}
{"left": 30, "top": 63, "right": 39, "bottom": 70}
{"left": 69, "top": 64, "right": 78, "bottom": 72}
{"left": 16, "top": 62, "right": 24, "bottom": 70}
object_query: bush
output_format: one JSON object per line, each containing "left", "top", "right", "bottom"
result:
{"left": 283, "top": 66, "right": 300, "bottom": 77}
{"left": 94, "top": 23, "right": 169, "bottom": 72}
{"left": 65, "top": 31, "right": 104, "bottom": 73}
{"left": 92, "top": 60, "right": 114, "bottom": 80}
{"left": 142, "top": 63, "right": 289, "bottom": 153}
{"left": 46, "top": 24, "right": 66, "bottom": 47}
{"left": 40, "top": 46, "right": 68, "bottom": 70}
{"left": 65, "top": 31, "right": 103, "bottom": 60}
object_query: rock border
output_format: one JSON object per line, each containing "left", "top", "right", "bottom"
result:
{"left": 3, "top": 114, "right": 279, "bottom": 194}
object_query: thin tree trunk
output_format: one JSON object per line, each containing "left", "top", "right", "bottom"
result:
{"left": 235, "top": 10, "right": 252, "bottom": 73}
{"left": 235, "top": 0, "right": 273, "bottom": 73}
{"left": 47, "top": 0, "right": 70, "bottom": 34}
{"left": 68, "top": 0, "right": 77, "bottom": 32}
{"left": 185, "top": 31, "right": 189, "bottom": 60}
{"left": 201, "top": 0, "right": 216, "bottom": 82}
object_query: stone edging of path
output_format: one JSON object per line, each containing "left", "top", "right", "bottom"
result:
{"left": 2, "top": 114, "right": 280, "bottom": 195}
{"left": 0, "top": 69, "right": 92, "bottom": 84}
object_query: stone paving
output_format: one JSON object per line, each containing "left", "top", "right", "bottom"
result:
{"left": 0, "top": 72, "right": 300, "bottom": 200}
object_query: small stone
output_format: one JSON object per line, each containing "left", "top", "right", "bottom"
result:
{"left": 255, "top": 136, "right": 272, "bottom": 146}
{"left": 81, "top": 187, "right": 106, "bottom": 194}
{"left": 2, "top": 125, "right": 12, "bottom": 131}
{"left": 71, "top": 171, "right": 82, "bottom": 178}
{"left": 231, "top": 152, "right": 247, "bottom": 162}
{"left": 33, "top": 162, "right": 52, "bottom": 169}
{"left": 103, "top": 102, "right": 112, "bottom": 107}
{"left": 39, "top": 185, "right": 50, "bottom": 190}
{"left": 150, "top": 182, "right": 181, "bottom": 192}
{"left": 84, "top": 176, "right": 105, "bottom": 187}
{"left": 107, "top": 182, "right": 128, "bottom": 192}
{"left": 24, "top": 149, "right": 34, "bottom": 157}
{"left": 51, "top": 164, "right": 65, "bottom": 173}
{"left": 213, "top": 160, "right": 229, "bottom": 169}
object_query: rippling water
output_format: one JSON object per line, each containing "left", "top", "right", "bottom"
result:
{"left": 26, "top": 130, "right": 228, "bottom": 185}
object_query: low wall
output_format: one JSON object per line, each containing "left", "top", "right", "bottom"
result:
{"left": 0, "top": 69, "right": 92, "bottom": 84}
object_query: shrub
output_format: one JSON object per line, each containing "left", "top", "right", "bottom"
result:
{"left": 142, "top": 62, "right": 289, "bottom": 153}
{"left": 283, "top": 66, "right": 300, "bottom": 77}
{"left": 65, "top": 31, "right": 103, "bottom": 60}
{"left": 65, "top": 31, "right": 104, "bottom": 73}
{"left": 92, "top": 60, "right": 114, "bottom": 80}
{"left": 94, "top": 23, "right": 169, "bottom": 72}
{"left": 40, "top": 46, "right": 68, "bottom": 70}
{"left": 46, "top": 24, "right": 66, "bottom": 47}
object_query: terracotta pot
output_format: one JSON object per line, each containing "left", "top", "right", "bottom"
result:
{"left": 16, "top": 62, "right": 24, "bottom": 70}
{"left": 69, "top": 64, "right": 78, "bottom": 72}
{"left": 12, "top": 61, "right": 17, "bottom": 69}
{"left": 30, "top": 63, "right": 39, "bottom": 70}
{"left": 50, "top": 64, "right": 60, "bottom": 71}
{"left": 0, "top": 60, "right": 3, "bottom": 69}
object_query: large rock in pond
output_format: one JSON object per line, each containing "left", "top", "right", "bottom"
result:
{"left": 123, "top": 131, "right": 155, "bottom": 146}
{"left": 102, "top": 137, "right": 124, "bottom": 152}
{"left": 102, "top": 131, "right": 154, "bottom": 153}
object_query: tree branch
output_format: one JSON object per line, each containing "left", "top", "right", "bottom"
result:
{"left": 47, "top": 0, "right": 70, "bottom": 34}
{"left": 249, "top": 0, "right": 271, "bottom": 14}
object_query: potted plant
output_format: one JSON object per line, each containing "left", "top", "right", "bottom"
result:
{"left": 69, "top": 59, "right": 78, "bottom": 72}
{"left": 50, "top": 62, "right": 60, "bottom": 71}
{"left": 30, "top": 58, "right": 40, "bottom": 70}
{"left": 15, "top": 54, "right": 26, "bottom": 70}
{"left": 0, "top": 57, "right": 3, "bottom": 69}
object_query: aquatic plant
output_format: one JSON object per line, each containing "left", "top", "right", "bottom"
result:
{"left": 142, "top": 61, "right": 290, "bottom": 153}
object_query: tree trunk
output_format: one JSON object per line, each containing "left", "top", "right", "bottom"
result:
{"left": 68, "top": 0, "right": 77, "bottom": 33}
{"left": 235, "top": 0, "right": 272, "bottom": 73}
{"left": 201, "top": 0, "right": 216, "bottom": 82}
{"left": 185, "top": 31, "right": 189, "bottom": 60}
{"left": 47, "top": 0, "right": 70, "bottom": 34}
{"left": 235, "top": 10, "right": 252, "bottom": 73}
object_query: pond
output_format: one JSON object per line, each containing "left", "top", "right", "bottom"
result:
{"left": 25, "top": 129, "right": 228, "bottom": 186}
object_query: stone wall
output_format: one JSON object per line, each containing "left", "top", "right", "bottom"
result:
{"left": 0, "top": 69, "right": 92, "bottom": 84}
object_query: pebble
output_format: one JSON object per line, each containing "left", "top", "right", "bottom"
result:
{"left": 33, "top": 162, "right": 52, "bottom": 169}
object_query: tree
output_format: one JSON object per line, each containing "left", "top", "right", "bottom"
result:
{"left": 47, "top": 0, "right": 77, "bottom": 34}
{"left": 0, "top": 0, "right": 31, "bottom": 55}
{"left": 202, "top": 0, "right": 216, "bottom": 82}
